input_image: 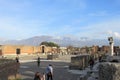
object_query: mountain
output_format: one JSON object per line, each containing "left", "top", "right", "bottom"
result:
{"left": 0, "top": 36, "right": 120, "bottom": 47}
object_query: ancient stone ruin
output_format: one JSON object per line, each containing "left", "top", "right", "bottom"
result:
{"left": 99, "top": 62, "right": 120, "bottom": 80}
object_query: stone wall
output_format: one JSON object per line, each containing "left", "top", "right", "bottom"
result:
{"left": 0, "top": 59, "right": 20, "bottom": 80}
{"left": 69, "top": 54, "right": 90, "bottom": 70}
{"left": 1, "top": 45, "right": 35, "bottom": 55}
{"left": 0, "top": 45, "right": 55, "bottom": 56}
{"left": 47, "top": 54, "right": 59, "bottom": 60}
{"left": 99, "top": 62, "right": 120, "bottom": 80}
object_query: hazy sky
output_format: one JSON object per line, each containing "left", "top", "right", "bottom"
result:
{"left": 0, "top": 0, "right": 120, "bottom": 40}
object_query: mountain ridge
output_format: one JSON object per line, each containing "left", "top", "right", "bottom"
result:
{"left": 0, "top": 36, "right": 120, "bottom": 47}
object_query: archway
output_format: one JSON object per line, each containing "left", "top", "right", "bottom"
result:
{"left": 0, "top": 49, "right": 2, "bottom": 56}
{"left": 16, "top": 48, "right": 21, "bottom": 55}
{"left": 42, "top": 46, "right": 45, "bottom": 53}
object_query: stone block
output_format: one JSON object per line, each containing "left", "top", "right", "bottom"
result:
{"left": 69, "top": 54, "right": 90, "bottom": 70}
{"left": 47, "top": 54, "right": 59, "bottom": 60}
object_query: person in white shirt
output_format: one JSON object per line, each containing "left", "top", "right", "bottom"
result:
{"left": 46, "top": 64, "right": 53, "bottom": 80}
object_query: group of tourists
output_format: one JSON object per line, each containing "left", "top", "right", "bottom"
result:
{"left": 34, "top": 57, "right": 53, "bottom": 80}
{"left": 15, "top": 56, "right": 53, "bottom": 80}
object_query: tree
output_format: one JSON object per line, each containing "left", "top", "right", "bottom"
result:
{"left": 40, "top": 41, "right": 59, "bottom": 48}
{"left": 40, "top": 41, "right": 49, "bottom": 46}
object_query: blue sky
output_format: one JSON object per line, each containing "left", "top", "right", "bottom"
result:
{"left": 0, "top": 0, "right": 120, "bottom": 40}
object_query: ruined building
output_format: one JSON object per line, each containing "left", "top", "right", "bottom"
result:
{"left": 0, "top": 45, "right": 55, "bottom": 56}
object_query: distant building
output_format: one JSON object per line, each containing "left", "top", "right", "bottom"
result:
{"left": 101, "top": 45, "right": 110, "bottom": 54}
{"left": 0, "top": 45, "right": 54, "bottom": 56}
{"left": 80, "top": 47, "right": 87, "bottom": 54}
{"left": 60, "top": 47, "right": 67, "bottom": 54}
{"left": 114, "top": 46, "right": 120, "bottom": 55}
{"left": 91, "top": 45, "right": 99, "bottom": 54}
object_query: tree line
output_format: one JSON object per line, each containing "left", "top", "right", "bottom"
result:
{"left": 40, "top": 41, "right": 59, "bottom": 48}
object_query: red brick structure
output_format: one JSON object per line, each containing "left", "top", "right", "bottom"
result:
{"left": 0, "top": 45, "right": 54, "bottom": 56}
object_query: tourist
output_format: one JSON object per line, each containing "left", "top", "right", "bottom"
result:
{"left": 34, "top": 72, "right": 45, "bottom": 80}
{"left": 46, "top": 64, "right": 53, "bottom": 80}
{"left": 34, "top": 72, "right": 41, "bottom": 80}
{"left": 15, "top": 56, "right": 19, "bottom": 63}
{"left": 41, "top": 73, "right": 45, "bottom": 80}
{"left": 37, "top": 57, "right": 41, "bottom": 67}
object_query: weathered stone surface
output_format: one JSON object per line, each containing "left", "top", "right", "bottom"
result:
{"left": 99, "top": 62, "right": 120, "bottom": 80}
{"left": 0, "top": 59, "right": 20, "bottom": 80}
{"left": 106, "top": 56, "right": 120, "bottom": 62}
{"left": 47, "top": 54, "right": 59, "bottom": 60}
{"left": 69, "top": 54, "right": 90, "bottom": 70}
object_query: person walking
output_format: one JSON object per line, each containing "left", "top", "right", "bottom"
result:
{"left": 37, "top": 57, "right": 40, "bottom": 67}
{"left": 46, "top": 64, "right": 53, "bottom": 80}
{"left": 15, "top": 56, "right": 19, "bottom": 63}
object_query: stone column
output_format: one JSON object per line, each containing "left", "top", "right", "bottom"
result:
{"left": 108, "top": 37, "right": 114, "bottom": 56}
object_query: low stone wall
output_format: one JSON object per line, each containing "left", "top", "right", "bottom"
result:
{"left": 47, "top": 54, "right": 59, "bottom": 60}
{"left": 99, "top": 62, "right": 120, "bottom": 80}
{"left": 69, "top": 54, "right": 90, "bottom": 70}
{"left": 0, "top": 59, "right": 20, "bottom": 80}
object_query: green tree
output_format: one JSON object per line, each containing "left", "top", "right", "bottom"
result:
{"left": 40, "top": 41, "right": 59, "bottom": 48}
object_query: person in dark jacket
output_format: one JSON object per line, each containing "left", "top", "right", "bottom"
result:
{"left": 15, "top": 57, "right": 19, "bottom": 63}
{"left": 37, "top": 57, "right": 41, "bottom": 67}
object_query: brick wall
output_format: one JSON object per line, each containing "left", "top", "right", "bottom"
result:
{"left": 0, "top": 45, "right": 55, "bottom": 55}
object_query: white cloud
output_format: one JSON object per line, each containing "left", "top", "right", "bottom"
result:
{"left": 0, "top": 17, "right": 19, "bottom": 31}
{"left": 50, "top": 15, "right": 120, "bottom": 40}
{"left": 52, "top": 36, "right": 62, "bottom": 40}
{"left": 0, "top": 17, "right": 44, "bottom": 40}
{"left": 107, "top": 31, "right": 120, "bottom": 39}
{"left": 114, "top": 32, "right": 120, "bottom": 38}
{"left": 75, "top": 16, "right": 120, "bottom": 39}
{"left": 0, "top": 0, "right": 119, "bottom": 41}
